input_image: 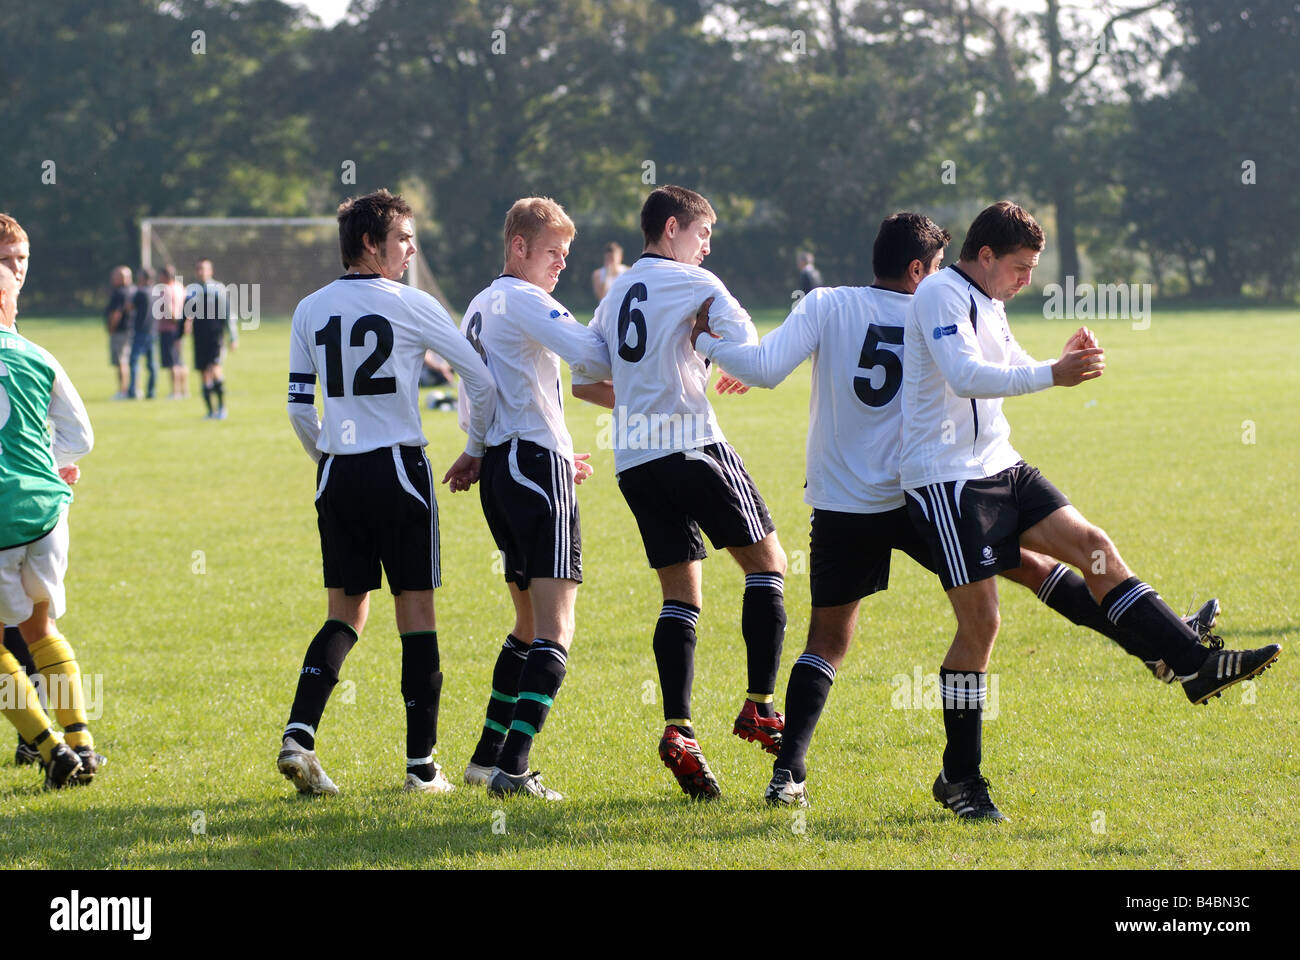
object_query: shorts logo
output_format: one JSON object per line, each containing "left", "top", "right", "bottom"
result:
{"left": 980, "top": 545, "right": 996, "bottom": 566}
{"left": 933, "top": 324, "right": 958, "bottom": 339}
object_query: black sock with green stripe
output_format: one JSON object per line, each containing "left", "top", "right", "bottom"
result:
{"left": 470, "top": 635, "right": 530, "bottom": 768}
{"left": 496, "top": 639, "right": 567, "bottom": 776}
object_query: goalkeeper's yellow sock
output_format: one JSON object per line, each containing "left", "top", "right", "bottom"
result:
{"left": 0, "top": 649, "right": 64, "bottom": 762}
{"left": 28, "top": 634, "right": 93, "bottom": 750}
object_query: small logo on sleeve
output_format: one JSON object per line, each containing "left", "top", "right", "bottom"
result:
{"left": 933, "top": 324, "right": 958, "bottom": 339}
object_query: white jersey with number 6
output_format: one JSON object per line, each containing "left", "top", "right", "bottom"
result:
{"left": 287, "top": 274, "right": 496, "bottom": 461}
{"left": 696, "top": 285, "right": 912, "bottom": 513}
{"left": 585, "top": 254, "right": 756, "bottom": 474}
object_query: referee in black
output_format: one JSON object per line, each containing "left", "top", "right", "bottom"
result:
{"left": 187, "top": 258, "right": 235, "bottom": 419}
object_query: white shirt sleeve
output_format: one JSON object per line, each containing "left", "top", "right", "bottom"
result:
{"left": 45, "top": 356, "right": 94, "bottom": 466}
{"left": 572, "top": 300, "right": 613, "bottom": 387}
{"left": 925, "top": 289, "right": 1054, "bottom": 399}
{"left": 697, "top": 277, "right": 757, "bottom": 349}
{"left": 286, "top": 305, "right": 322, "bottom": 463}
{"left": 515, "top": 289, "right": 613, "bottom": 383}
{"left": 415, "top": 295, "right": 497, "bottom": 457}
{"left": 697, "top": 291, "right": 821, "bottom": 387}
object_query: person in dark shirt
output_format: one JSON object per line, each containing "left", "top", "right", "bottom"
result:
{"left": 127, "top": 267, "right": 157, "bottom": 400}
{"left": 797, "top": 251, "right": 823, "bottom": 295}
{"left": 104, "top": 266, "right": 134, "bottom": 399}
{"left": 186, "top": 257, "right": 236, "bottom": 419}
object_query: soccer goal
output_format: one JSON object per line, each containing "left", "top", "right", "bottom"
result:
{"left": 140, "top": 217, "right": 455, "bottom": 319}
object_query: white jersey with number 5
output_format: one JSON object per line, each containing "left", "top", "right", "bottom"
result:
{"left": 287, "top": 274, "right": 496, "bottom": 461}
{"left": 585, "top": 254, "right": 757, "bottom": 474}
{"left": 696, "top": 285, "right": 911, "bottom": 513}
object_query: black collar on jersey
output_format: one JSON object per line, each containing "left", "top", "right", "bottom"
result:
{"left": 636, "top": 253, "right": 675, "bottom": 263}
{"left": 948, "top": 264, "right": 992, "bottom": 301}
{"left": 869, "top": 283, "right": 912, "bottom": 296}
{"left": 339, "top": 273, "right": 381, "bottom": 280}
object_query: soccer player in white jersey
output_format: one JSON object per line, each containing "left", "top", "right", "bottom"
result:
{"left": 0, "top": 215, "right": 101, "bottom": 790}
{"left": 278, "top": 189, "right": 497, "bottom": 796}
{"left": 583, "top": 185, "right": 788, "bottom": 800}
{"left": 900, "top": 201, "right": 1281, "bottom": 820}
{"left": 693, "top": 213, "right": 1222, "bottom": 807}
{"left": 447, "top": 197, "right": 612, "bottom": 800}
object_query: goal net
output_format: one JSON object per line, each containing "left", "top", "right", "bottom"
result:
{"left": 140, "top": 217, "right": 455, "bottom": 319}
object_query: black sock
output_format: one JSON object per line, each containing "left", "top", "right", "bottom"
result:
{"left": 1102, "top": 577, "right": 1207, "bottom": 676}
{"left": 939, "top": 667, "right": 985, "bottom": 782}
{"left": 653, "top": 601, "right": 699, "bottom": 723}
{"left": 497, "top": 639, "right": 568, "bottom": 776}
{"left": 1037, "top": 563, "right": 1157, "bottom": 660}
{"left": 470, "top": 634, "right": 530, "bottom": 767}
{"left": 202, "top": 382, "right": 213, "bottom": 414}
{"left": 775, "top": 654, "right": 836, "bottom": 782}
{"left": 400, "top": 631, "right": 441, "bottom": 773}
{"left": 742, "top": 573, "right": 786, "bottom": 705}
{"left": 213, "top": 378, "right": 225, "bottom": 410}
{"left": 3, "top": 626, "right": 36, "bottom": 675}
{"left": 284, "top": 620, "right": 358, "bottom": 750}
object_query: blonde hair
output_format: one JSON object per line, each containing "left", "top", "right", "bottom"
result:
{"left": 0, "top": 213, "right": 29, "bottom": 246}
{"left": 503, "top": 197, "right": 575, "bottom": 260}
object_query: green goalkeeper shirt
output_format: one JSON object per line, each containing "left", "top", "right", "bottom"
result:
{"left": 0, "top": 328, "right": 94, "bottom": 550}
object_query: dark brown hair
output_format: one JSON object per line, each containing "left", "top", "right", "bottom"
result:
{"left": 337, "top": 188, "right": 413, "bottom": 269}
{"left": 959, "top": 201, "right": 1045, "bottom": 261}
{"left": 640, "top": 185, "right": 716, "bottom": 245}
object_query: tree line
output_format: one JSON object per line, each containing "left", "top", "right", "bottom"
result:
{"left": 2, "top": 0, "right": 1296, "bottom": 314}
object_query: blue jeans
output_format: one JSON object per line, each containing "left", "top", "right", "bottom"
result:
{"left": 128, "top": 334, "right": 157, "bottom": 398}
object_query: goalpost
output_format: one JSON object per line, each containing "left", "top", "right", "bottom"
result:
{"left": 140, "top": 217, "right": 455, "bottom": 319}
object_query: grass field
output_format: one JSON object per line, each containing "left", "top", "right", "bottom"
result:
{"left": 2, "top": 305, "right": 1297, "bottom": 870}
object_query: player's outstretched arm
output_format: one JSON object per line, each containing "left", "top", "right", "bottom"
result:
{"left": 420, "top": 299, "right": 497, "bottom": 456}
{"left": 695, "top": 291, "right": 821, "bottom": 390}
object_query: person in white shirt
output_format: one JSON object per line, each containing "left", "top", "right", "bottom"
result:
{"left": 901, "top": 201, "right": 1281, "bottom": 820}
{"left": 583, "top": 185, "right": 788, "bottom": 800}
{"left": 448, "top": 197, "right": 612, "bottom": 800}
{"left": 278, "top": 189, "right": 497, "bottom": 797}
{"left": 693, "top": 213, "right": 1222, "bottom": 807}
{"left": 591, "top": 242, "right": 628, "bottom": 301}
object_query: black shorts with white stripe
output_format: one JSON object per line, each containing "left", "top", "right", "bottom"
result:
{"left": 809, "top": 506, "right": 935, "bottom": 607}
{"left": 315, "top": 444, "right": 441, "bottom": 595}
{"left": 903, "top": 461, "right": 1070, "bottom": 591}
{"left": 617, "top": 442, "right": 775, "bottom": 570}
{"left": 480, "top": 438, "right": 582, "bottom": 588}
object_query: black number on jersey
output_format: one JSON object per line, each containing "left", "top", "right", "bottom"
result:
{"left": 466, "top": 311, "right": 487, "bottom": 363}
{"left": 314, "top": 313, "right": 398, "bottom": 398}
{"left": 617, "top": 283, "right": 649, "bottom": 363}
{"left": 852, "top": 323, "right": 904, "bottom": 408}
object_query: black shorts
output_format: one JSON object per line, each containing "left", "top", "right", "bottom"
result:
{"left": 617, "top": 442, "right": 775, "bottom": 569}
{"left": 904, "top": 461, "right": 1070, "bottom": 590}
{"left": 809, "top": 506, "right": 936, "bottom": 607}
{"left": 193, "top": 320, "right": 224, "bottom": 370}
{"left": 158, "top": 331, "right": 181, "bottom": 368}
{"left": 315, "top": 445, "right": 440, "bottom": 596}
{"left": 480, "top": 438, "right": 581, "bottom": 588}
